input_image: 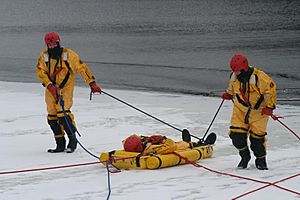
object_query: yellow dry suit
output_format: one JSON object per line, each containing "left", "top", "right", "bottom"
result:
{"left": 226, "top": 67, "right": 276, "bottom": 159}
{"left": 36, "top": 48, "right": 96, "bottom": 150}
{"left": 143, "top": 138, "right": 192, "bottom": 155}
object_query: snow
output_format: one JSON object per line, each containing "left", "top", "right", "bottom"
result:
{"left": 0, "top": 81, "right": 299, "bottom": 200}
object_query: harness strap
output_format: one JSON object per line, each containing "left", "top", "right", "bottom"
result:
{"left": 235, "top": 73, "right": 266, "bottom": 124}
{"left": 50, "top": 67, "right": 62, "bottom": 79}
{"left": 237, "top": 84, "right": 251, "bottom": 124}
{"left": 239, "top": 87, "right": 249, "bottom": 105}
{"left": 59, "top": 60, "right": 71, "bottom": 89}
{"left": 48, "top": 114, "right": 58, "bottom": 118}
{"left": 254, "top": 95, "right": 264, "bottom": 110}
{"left": 229, "top": 126, "right": 249, "bottom": 132}
{"left": 244, "top": 108, "right": 251, "bottom": 124}
{"left": 249, "top": 130, "right": 267, "bottom": 138}
{"left": 136, "top": 154, "right": 142, "bottom": 167}
{"left": 236, "top": 94, "right": 249, "bottom": 107}
{"left": 45, "top": 51, "right": 71, "bottom": 89}
{"left": 57, "top": 110, "right": 71, "bottom": 115}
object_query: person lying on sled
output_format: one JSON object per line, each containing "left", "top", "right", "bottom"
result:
{"left": 122, "top": 130, "right": 216, "bottom": 155}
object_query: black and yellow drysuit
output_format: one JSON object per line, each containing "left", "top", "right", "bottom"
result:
{"left": 226, "top": 67, "right": 276, "bottom": 165}
{"left": 36, "top": 48, "right": 96, "bottom": 152}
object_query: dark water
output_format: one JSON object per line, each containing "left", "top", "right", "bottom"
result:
{"left": 0, "top": 0, "right": 299, "bottom": 105}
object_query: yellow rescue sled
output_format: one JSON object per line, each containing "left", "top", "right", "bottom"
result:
{"left": 99, "top": 144, "right": 214, "bottom": 170}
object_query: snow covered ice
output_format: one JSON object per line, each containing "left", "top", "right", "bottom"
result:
{"left": 0, "top": 81, "right": 299, "bottom": 200}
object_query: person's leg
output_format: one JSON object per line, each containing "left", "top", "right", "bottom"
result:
{"left": 229, "top": 130, "right": 251, "bottom": 168}
{"left": 47, "top": 115, "right": 66, "bottom": 152}
{"left": 58, "top": 112, "right": 77, "bottom": 152}
{"left": 249, "top": 111, "right": 269, "bottom": 170}
{"left": 249, "top": 135, "right": 267, "bottom": 170}
{"left": 229, "top": 106, "right": 250, "bottom": 168}
{"left": 57, "top": 86, "right": 77, "bottom": 153}
{"left": 46, "top": 91, "right": 65, "bottom": 153}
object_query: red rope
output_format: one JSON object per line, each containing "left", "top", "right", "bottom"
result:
{"left": 173, "top": 152, "right": 269, "bottom": 184}
{"left": 173, "top": 152, "right": 300, "bottom": 198}
{"left": 0, "top": 161, "right": 101, "bottom": 175}
{"left": 272, "top": 114, "right": 300, "bottom": 141}
{"left": 233, "top": 173, "right": 300, "bottom": 199}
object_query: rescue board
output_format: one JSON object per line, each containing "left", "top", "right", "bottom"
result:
{"left": 99, "top": 144, "right": 214, "bottom": 170}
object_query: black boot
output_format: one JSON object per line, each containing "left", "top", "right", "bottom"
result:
{"left": 204, "top": 132, "right": 217, "bottom": 145}
{"left": 182, "top": 129, "right": 191, "bottom": 142}
{"left": 48, "top": 137, "right": 66, "bottom": 153}
{"left": 255, "top": 157, "right": 268, "bottom": 170}
{"left": 237, "top": 149, "right": 251, "bottom": 169}
{"left": 59, "top": 116, "right": 77, "bottom": 153}
{"left": 66, "top": 135, "right": 77, "bottom": 153}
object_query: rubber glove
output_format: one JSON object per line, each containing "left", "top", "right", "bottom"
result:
{"left": 262, "top": 107, "right": 273, "bottom": 116}
{"left": 89, "top": 81, "right": 102, "bottom": 93}
{"left": 222, "top": 92, "right": 233, "bottom": 100}
{"left": 47, "top": 84, "right": 59, "bottom": 102}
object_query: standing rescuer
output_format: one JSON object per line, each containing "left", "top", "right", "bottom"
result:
{"left": 36, "top": 32, "right": 102, "bottom": 153}
{"left": 222, "top": 54, "right": 277, "bottom": 170}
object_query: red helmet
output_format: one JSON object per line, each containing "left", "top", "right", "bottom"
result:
{"left": 230, "top": 54, "right": 248, "bottom": 72}
{"left": 123, "top": 135, "right": 143, "bottom": 152}
{"left": 44, "top": 32, "right": 61, "bottom": 45}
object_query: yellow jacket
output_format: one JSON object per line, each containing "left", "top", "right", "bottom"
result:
{"left": 143, "top": 138, "right": 192, "bottom": 155}
{"left": 36, "top": 48, "right": 95, "bottom": 88}
{"left": 144, "top": 138, "right": 177, "bottom": 155}
{"left": 226, "top": 67, "right": 276, "bottom": 111}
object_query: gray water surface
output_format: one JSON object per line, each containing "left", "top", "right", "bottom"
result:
{"left": 0, "top": 0, "right": 299, "bottom": 104}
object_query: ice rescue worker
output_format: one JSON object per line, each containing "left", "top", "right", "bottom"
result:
{"left": 222, "top": 54, "right": 276, "bottom": 170}
{"left": 122, "top": 132, "right": 216, "bottom": 155}
{"left": 36, "top": 32, "right": 102, "bottom": 153}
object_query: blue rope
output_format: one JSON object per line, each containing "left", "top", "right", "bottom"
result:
{"left": 59, "top": 96, "right": 115, "bottom": 200}
{"left": 106, "top": 160, "right": 112, "bottom": 200}
{"left": 59, "top": 97, "right": 98, "bottom": 159}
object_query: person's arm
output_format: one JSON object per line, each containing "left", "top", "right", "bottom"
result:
{"left": 68, "top": 49, "right": 95, "bottom": 84}
{"left": 258, "top": 72, "right": 277, "bottom": 109}
{"left": 264, "top": 78, "right": 276, "bottom": 109}
{"left": 258, "top": 71, "right": 277, "bottom": 115}
{"left": 68, "top": 49, "right": 101, "bottom": 93}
